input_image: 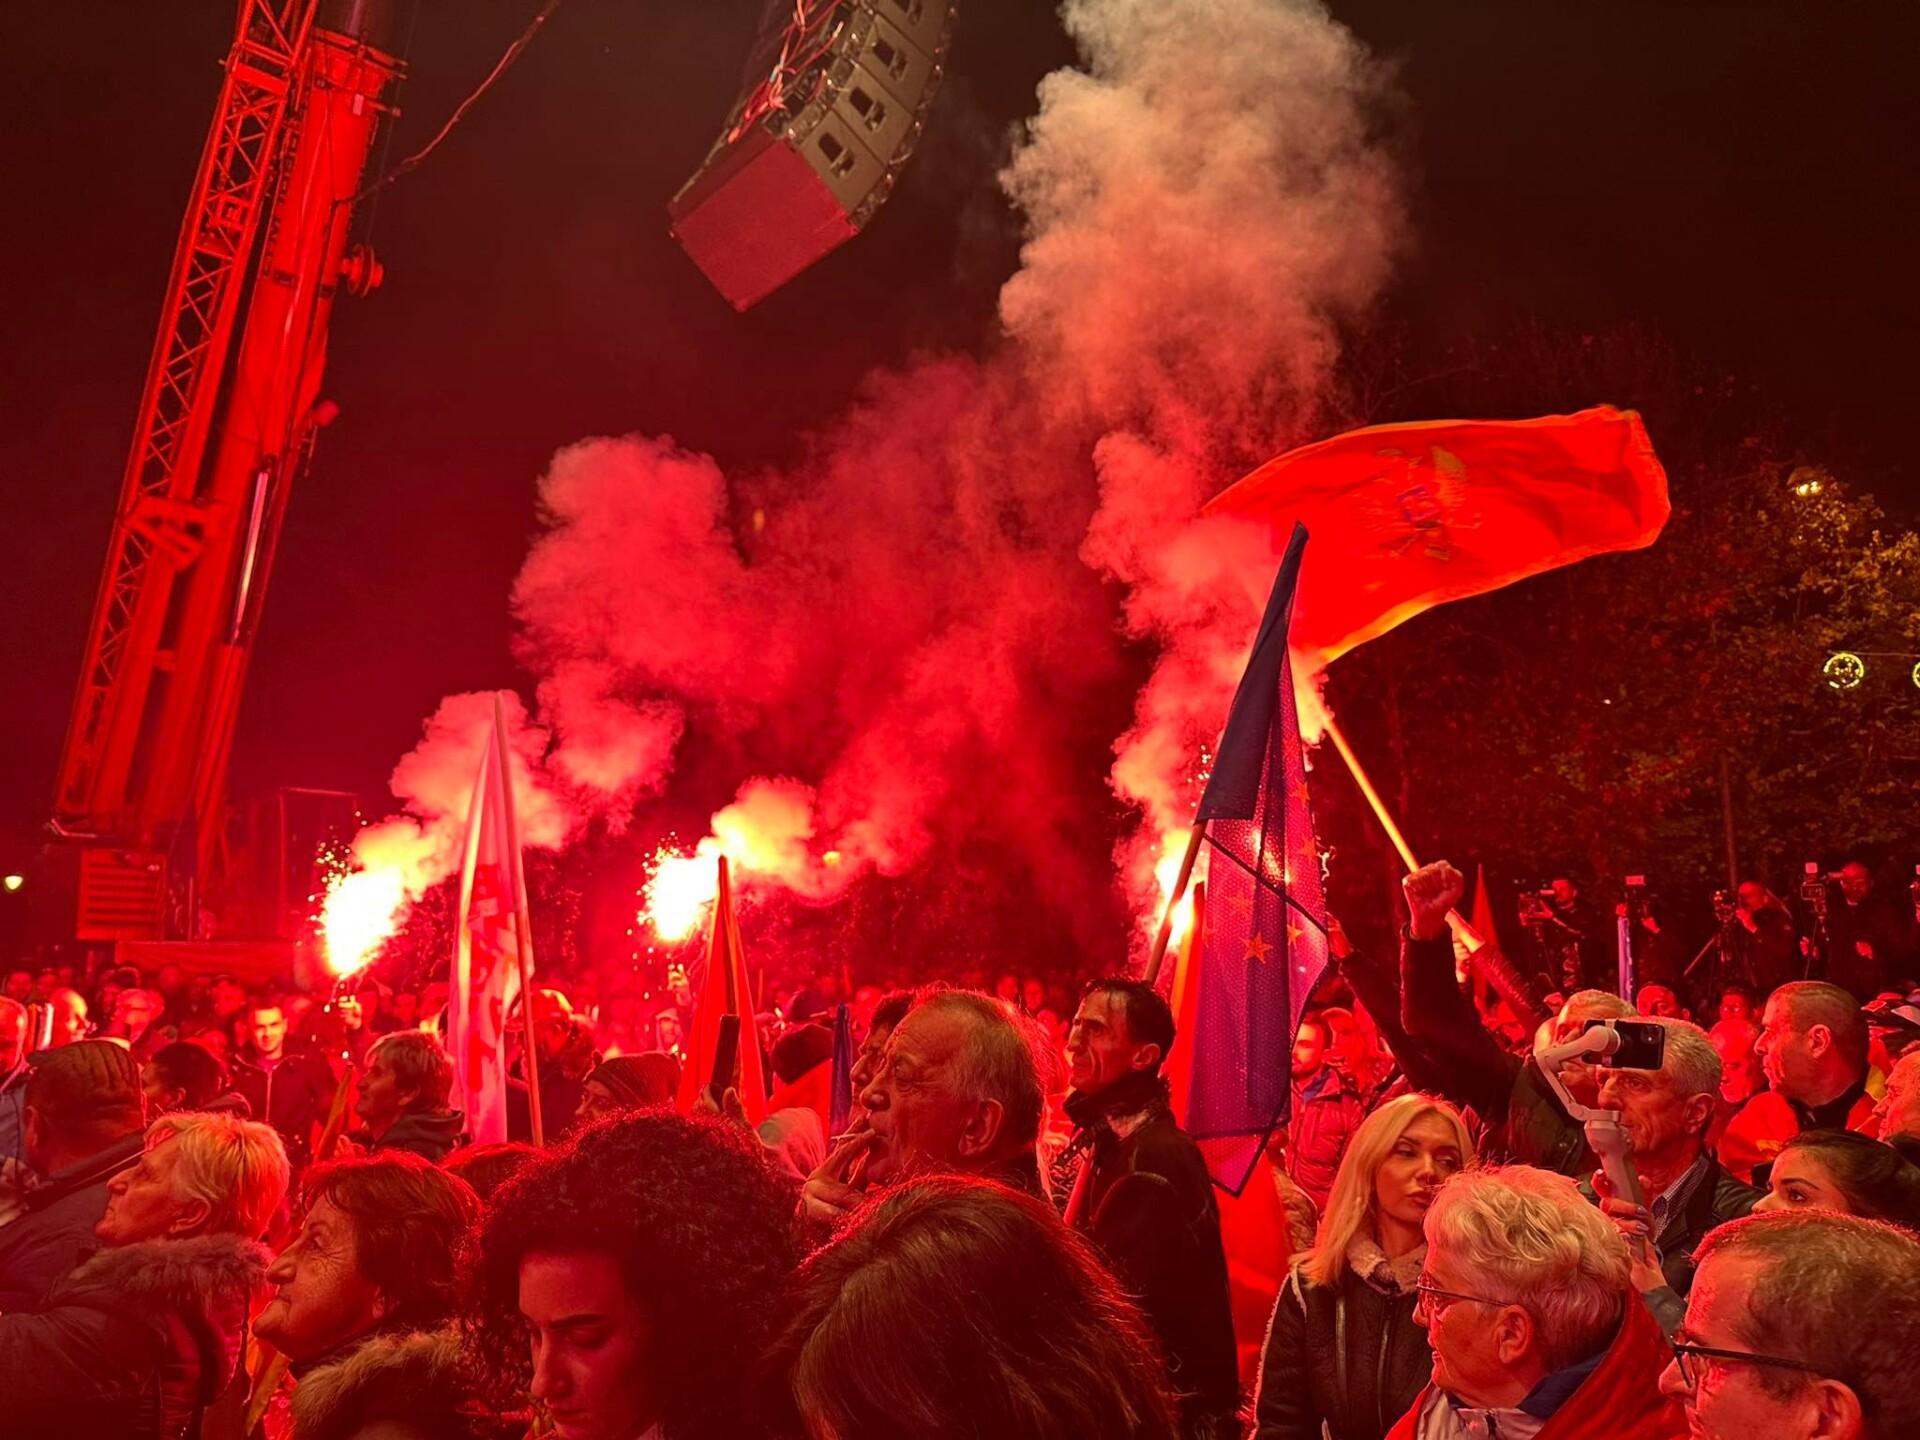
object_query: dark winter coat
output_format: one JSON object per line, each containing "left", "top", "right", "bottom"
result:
{"left": 1254, "top": 1243, "right": 1431, "bottom": 1440}
{"left": 0, "top": 1126, "right": 145, "bottom": 1310}
{"left": 1062, "top": 1074, "right": 1240, "bottom": 1436}
{"left": 0, "top": 1231, "right": 267, "bottom": 1440}
{"left": 1399, "top": 931, "right": 1592, "bottom": 1177}
{"left": 232, "top": 1050, "right": 338, "bottom": 1169}
{"left": 1638, "top": 1158, "right": 1760, "bottom": 1297}
{"left": 289, "top": 1327, "right": 502, "bottom": 1440}
{"left": 366, "top": 1108, "right": 466, "bottom": 1163}
{"left": 1826, "top": 894, "right": 1913, "bottom": 1002}
{"left": 507, "top": 1068, "right": 588, "bottom": 1142}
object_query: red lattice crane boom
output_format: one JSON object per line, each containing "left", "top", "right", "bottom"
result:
{"left": 54, "top": 0, "right": 403, "bottom": 938}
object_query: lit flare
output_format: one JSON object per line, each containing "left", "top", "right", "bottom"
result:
{"left": 320, "top": 866, "right": 406, "bottom": 976}
{"left": 641, "top": 846, "right": 719, "bottom": 942}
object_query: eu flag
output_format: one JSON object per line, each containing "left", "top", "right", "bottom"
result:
{"left": 1185, "top": 522, "right": 1328, "bottom": 1194}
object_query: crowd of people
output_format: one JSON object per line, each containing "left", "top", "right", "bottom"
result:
{"left": 1, "top": 852, "right": 1918, "bottom": 1440}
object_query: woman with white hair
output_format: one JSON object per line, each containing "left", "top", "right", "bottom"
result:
{"left": 1254, "top": 1093, "right": 1475, "bottom": 1440}
{"left": 1390, "top": 1165, "right": 1687, "bottom": 1439}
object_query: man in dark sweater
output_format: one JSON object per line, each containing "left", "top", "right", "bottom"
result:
{"left": 1061, "top": 978, "right": 1238, "bottom": 1440}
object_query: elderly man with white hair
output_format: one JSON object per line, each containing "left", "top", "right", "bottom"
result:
{"left": 802, "top": 987, "right": 1049, "bottom": 1222}
{"left": 1389, "top": 1165, "right": 1687, "bottom": 1440}
{"left": 0, "top": 1110, "right": 289, "bottom": 1440}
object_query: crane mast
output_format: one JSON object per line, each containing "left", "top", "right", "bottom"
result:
{"left": 54, "top": 0, "right": 402, "bottom": 939}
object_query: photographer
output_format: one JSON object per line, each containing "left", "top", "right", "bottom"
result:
{"left": 1401, "top": 862, "right": 1635, "bottom": 1177}
{"left": 1713, "top": 882, "right": 1798, "bottom": 1000}
{"left": 1519, "top": 876, "right": 1607, "bottom": 994}
{"left": 1826, "top": 862, "right": 1913, "bottom": 1003}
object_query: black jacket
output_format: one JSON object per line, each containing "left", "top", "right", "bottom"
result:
{"left": 0, "top": 1232, "right": 267, "bottom": 1440}
{"left": 507, "top": 1068, "right": 588, "bottom": 1142}
{"left": 1254, "top": 1251, "right": 1430, "bottom": 1440}
{"left": 1399, "top": 931, "right": 1592, "bottom": 1177}
{"left": 364, "top": 1109, "right": 466, "bottom": 1164}
{"left": 0, "top": 1127, "right": 145, "bottom": 1310}
{"left": 1826, "top": 894, "right": 1913, "bottom": 1002}
{"left": 1063, "top": 1075, "right": 1239, "bottom": 1435}
{"left": 1640, "top": 1158, "right": 1761, "bottom": 1297}
{"left": 232, "top": 1050, "right": 337, "bottom": 1169}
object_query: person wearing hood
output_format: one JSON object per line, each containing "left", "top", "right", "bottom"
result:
{"left": 1059, "top": 978, "right": 1239, "bottom": 1440}
{"left": 1, "top": 1110, "right": 289, "bottom": 1439}
{"left": 1255, "top": 1094, "right": 1476, "bottom": 1440}
{"left": 354, "top": 1030, "right": 465, "bottom": 1164}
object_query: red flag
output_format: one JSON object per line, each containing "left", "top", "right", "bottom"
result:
{"left": 1206, "top": 407, "right": 1669, "bottom": 667}
{"left": 449, "top": 722, "right": 525, "bottom": 1146}
{"left": 1164, "top": 885, "right": 1291, "bottom": 1385}
{"left": 1471, "top": 863, "right": 1499, "bottom": 952}
{"left": 675, "top": 856, "right": 769, "bottom": 1125}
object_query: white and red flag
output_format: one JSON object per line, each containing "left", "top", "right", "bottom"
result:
{"left": 448, "top": 698, "right": 536, "bottom": 1145}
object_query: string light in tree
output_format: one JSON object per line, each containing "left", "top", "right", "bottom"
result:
{"left": 1823, "top": 652, "right": 1865, "bottom": 690}
{"left": 1820, "top": 650, "right": 1920, "bottom": 692}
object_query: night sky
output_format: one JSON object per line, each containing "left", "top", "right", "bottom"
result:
{"left": 2, "top": 0, "right": 1915, "bottom": 868}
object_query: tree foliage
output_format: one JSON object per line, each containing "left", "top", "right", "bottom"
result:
{"left": 1323, "top": 326, "right": 1920, "bottom": 919}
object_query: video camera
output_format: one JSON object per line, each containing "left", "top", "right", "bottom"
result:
{"left": 1800, "top": 861, "right": 1831, "bottom": 919}
{"left": 1514, "top": 879, "right": 1556, "bottom": 925}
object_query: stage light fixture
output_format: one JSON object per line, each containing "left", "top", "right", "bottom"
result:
{"left": 670, "top": 0, "right": 959, "bottom": 310}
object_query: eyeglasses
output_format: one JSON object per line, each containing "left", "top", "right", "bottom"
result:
{"left": 1413, "top": 1278, "right": 1516, "bottom": 1318}
{"left": 1670, "top": 1342, "right": 1830, "bottom": 1391}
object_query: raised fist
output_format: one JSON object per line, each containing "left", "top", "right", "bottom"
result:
{"left": 1403, "top": 861, "right": 1465, "bottom": 941}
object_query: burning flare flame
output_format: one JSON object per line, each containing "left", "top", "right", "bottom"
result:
{"left": 640, "top": 845, "right": 718, "bottom": 943}
{"left": 320, "top": 866, "right": 406, "bottom": 977}
{"left": 1155, "top": 827, "right": 1199, "bottom": 950}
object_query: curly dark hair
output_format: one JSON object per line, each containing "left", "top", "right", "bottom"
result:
{"left": 459, "top": 1109, "right": 802, "bottom": 1440}
{"left": 762, "top": 1174, "right": 1179, "bottom": 1440}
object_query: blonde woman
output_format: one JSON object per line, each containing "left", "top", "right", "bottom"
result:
{"left": 1253, "top": 1093, "right": 1474, "bottom": 1440}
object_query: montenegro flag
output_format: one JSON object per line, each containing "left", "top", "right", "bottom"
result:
{"left": 1206, "top": 406, "right": 1669, "bottom": 668}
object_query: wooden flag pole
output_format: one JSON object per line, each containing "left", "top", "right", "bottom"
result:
{"left": 1143, "top": 823, "right": 1206, "bottom": 987}
{"left": 1321, "top": 710, "right": 1548, "bottom": 1027}
{"left": 493, "top": 694, "right": 544, "bottom": 1148}
{"left": 1319, "top": 710, "right": 1483, "bottom": 946}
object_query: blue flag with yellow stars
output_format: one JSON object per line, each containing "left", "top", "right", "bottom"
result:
{"left": 1187, "top": 522, "right": 1329, "bottom": 1195}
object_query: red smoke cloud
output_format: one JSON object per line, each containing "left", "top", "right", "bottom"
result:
{"left": 354, "top": 0, "right": 1400, "bottom": 961}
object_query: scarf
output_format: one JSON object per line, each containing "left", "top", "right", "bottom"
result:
{"left": 1062, "top": 1069, "right": 1172, "bottom": 1136}
{"left": 1347, "top": 1233, "right": 1424, "bottom": 1296}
